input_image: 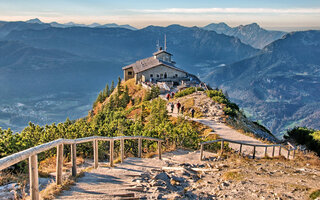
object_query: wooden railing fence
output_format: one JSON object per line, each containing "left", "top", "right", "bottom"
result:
{"left": 200, "top": 139, "right": 297, "bottom": 160}
{"left": 0, "top": 136, "right": 163, "bottom": 200}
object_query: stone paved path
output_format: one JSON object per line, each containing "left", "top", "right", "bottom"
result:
{"left": 56, "top": 150, "right": 216, "bottom": 200}
{"left": 56, "top": 157, "right": 167, "bottom": 199}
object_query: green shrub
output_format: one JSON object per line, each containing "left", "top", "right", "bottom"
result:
{"left": 310, "top": 189, "right": 320, "bottom": 200}
{"left": 206, "top": 89, "right": 239, "bottom": 118}
{"left": 175, "top": 87, "right": 196, "bottom": 98}
{"left": 285, "top": 127, "right": 320, "bottom": 156}
{"left": 144, "top": 86, "right": 160, "bottom": 101}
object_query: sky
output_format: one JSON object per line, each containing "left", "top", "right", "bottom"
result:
{"left": 0, "top": 0, "right": 320, "bottom": 31}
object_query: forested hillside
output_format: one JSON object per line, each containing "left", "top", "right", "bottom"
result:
{"left": 0, "top": 79, "right": 209, "bottom": 171}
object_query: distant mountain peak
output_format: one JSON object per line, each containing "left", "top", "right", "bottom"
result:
{"left": 203, "top": 22, "right": 286, "bottom": 49}
{"left": 88, "top": 23, "right": 101, "bottom": 28}
{"left": 26, "top": 18, "right": 43, "bottom": 24}
{"left": 243, "top": 23, "right": 261, "bottom": 30}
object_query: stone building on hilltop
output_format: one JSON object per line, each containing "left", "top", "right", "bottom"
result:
{"left": 123, "top": 47, "right": 200, "bottom": 87}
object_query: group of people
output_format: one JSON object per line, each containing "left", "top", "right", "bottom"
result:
{"left": 168, "top": 101, "right": 195, "bottom": 118}
{"left": 166, "top": 92, "right": 175, "bottom": 101}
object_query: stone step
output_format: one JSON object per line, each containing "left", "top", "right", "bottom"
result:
{"left": 68, "top": 186, "right": 144, "bottom": 192}
{"left": 56, "top": 195, "right": 143, "bottom": 200}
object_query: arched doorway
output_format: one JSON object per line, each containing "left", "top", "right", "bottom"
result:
{"left": 164, "top": 72, "right": 167, "bottom": 78}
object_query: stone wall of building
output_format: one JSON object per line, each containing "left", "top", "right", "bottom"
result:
{"left": 124, "top": 67, "right": 135, "bottom": 81}
{"left": 138, "top": 64, "right": 187, "bottom": 82}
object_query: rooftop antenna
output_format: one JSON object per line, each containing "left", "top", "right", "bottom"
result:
{"left": 164, "top": 34, "right": 167, "bottom": 51}
{"left": 156, "top": 40, "right": 160, "bottom": 50}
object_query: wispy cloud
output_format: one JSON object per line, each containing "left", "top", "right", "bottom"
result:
{"left": 130, "top": 8, "right": 320, "bottom": 14}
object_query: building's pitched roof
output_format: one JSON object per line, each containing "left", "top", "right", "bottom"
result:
{"left": 122, "top": 56, "right": 187, "bottom": 74}
{"left": 153, "top": 49, "right": 172, "bottom": 56}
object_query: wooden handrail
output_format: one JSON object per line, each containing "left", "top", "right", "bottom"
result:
{"left": 0, "top": 135, "right": 164, "bottom": 200}
{"left": 200, "top": 138, "right": 297, "bottom": 161}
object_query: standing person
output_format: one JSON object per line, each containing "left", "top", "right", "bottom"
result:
{"left": 181, "top": 105, "right": 185, "bottom": 114}
{"left": 170, "top": 103, "right": 174, "bottom": 113}
{"left": 191, "top": 108, "right": 195, "bottom": 118}
{"left": 171, "top": 92, "right": 175, "bottom": 98}
{"left": 166, "top": 93, "right": 170, "bottom": 101}
{"left": 176, "top": 102, "right": 181, "bottom": 114}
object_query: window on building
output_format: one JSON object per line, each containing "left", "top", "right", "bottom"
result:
{"left": 175, "top": 74, "right": 178, "bottom": 77}
{"left": 150, "top": 74, "right": 153, "bottom": 78}
{"left": 160, "top": 74, "right": 163, "bottom": 78}
{"left": 164, "top": 73, "right": 167, "bottom": 78}
{"left": 157, "top": 74, "right": 160, "bottom": 78}
{"left": 128, "top": 71, "right": 133, "bottom": 76}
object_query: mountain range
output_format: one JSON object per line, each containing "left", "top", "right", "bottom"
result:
{"left": 26, "top": 18, "right": 137, "bottom": 30}
{"left": 203, "top": 22, "right": 286, "bottom": 49}
{"left": 205, "top": 30, "right": 320, "bottom": 137}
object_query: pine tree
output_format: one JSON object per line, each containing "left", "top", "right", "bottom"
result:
{"left": 110, "top": 81, "right": 115, "bottom": 93}
{"left": 105, "top": 84, "right": 110, "bottom": 97}
{"left": 121, "top": 85, "right": 130, "bottom": 107}
{"left": 117, "top": 76, "right": 122, "bottom": 95}
{"left": 98, "top": 91, "right": 104, "bottom": 103}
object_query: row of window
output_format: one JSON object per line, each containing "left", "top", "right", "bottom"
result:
{"left": 149, "top": 73, "right": 178, "bottom": 79}
{"left": 128, "top": 71, "right": 179, "bottom": 79}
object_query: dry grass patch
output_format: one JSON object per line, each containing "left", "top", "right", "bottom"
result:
{"left": 291, "top": 152, "right": 320, "bottom": 168}
{"left": 222, "top": 169, "right": 243, "bottom": 181}
{"left": 0, "top": 171, "right": 28, "bottom": 186}
{"left": 40, "top": 167, "right": 89, "bottom": 200}
{"left": 40, "top": 178, "right": 75, "bottom": 200}
{"left": 144, "top": 151, "right": 158, "bottom": 158}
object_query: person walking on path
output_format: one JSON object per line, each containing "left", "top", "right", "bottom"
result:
{"left": 191, "top": 108, "right": 195, "bottom": 118}
{"left": 181, "top": 105, "right": 185, "bottom": 114}
{"left": 170, "top": 103, "right": 174, "bottom": 113}
{"left": 166, "top": 93, "right": 170, "bottom": 101}
{"left": 171, "top": 92, "right": 175, "bottom": 98}
{"left": 176, "top": 102, "right": 181, "bottom": 114}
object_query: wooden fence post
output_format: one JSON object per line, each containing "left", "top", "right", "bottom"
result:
{"left": 252, "top": 146, "right": 256, "bottom": 159}
{"left": 264, "top": 146, "right": 268, "bottom": 157}
{"left": 158, "top": 141, "right": 162, "bottom": 160}
{"left": 93, "top": 140, "right": 98, "bottom": 169}
{"left": 287, "top": 149, "right": 290, "bottom": 159}
{"left": 293, "top": 149, "right": 296, "bottom": 159}
{"left": 272, "top": 146, "right": 275, "bottom": 157}
{"left": 138, "top": 138, "right": 142, "bottom": 158}
{"left": 239, "top": 144, "right": 242, "bottom": 154}
{"left": 279, "top": 146, "right": 282, "bottom": 156}
{"left": 120, "top": 139, "right": 124, "bottom": 163}
{"left": 200, "top": 144, "right": 204, "bottom": 161}
{"left": 220, "top": 140, "right": 224, "bottom": 154}
{"left": 71, "top": 143, "right": 77, "bottom": 177}
{"left": 110, "top": 139, "right": 114, "bottom": 167}
{"left": 56, "top": 144, "right": 63, "bottom": 185}
{"left": 29, "top": 155, "right": 39, "bottom": 200}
